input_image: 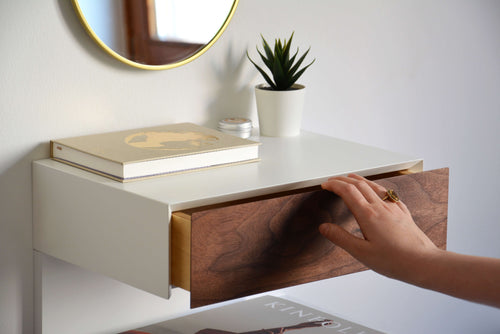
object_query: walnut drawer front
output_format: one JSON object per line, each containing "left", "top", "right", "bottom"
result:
{"left": 171, "top": 168, "right": 449, "bottom": 308}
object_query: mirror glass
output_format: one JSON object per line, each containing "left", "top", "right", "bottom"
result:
{"left": 72, "top": 0, "right": 238, "bottom": 70}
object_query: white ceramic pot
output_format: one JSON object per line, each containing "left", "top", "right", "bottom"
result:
{"left": 255, "top": 83, "right": 305, "bottom": 137}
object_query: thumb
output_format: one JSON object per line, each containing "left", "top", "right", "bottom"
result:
{"left": 319, "top": 223, "right": 365, "bottom": 255}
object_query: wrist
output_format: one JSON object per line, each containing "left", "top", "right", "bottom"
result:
{"left": 405, "top": 247, "right": 447, "bottom": 289}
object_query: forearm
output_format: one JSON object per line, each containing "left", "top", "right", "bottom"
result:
{"left": 320, "top": 174, "right": 500, "bottom": 308}
{"left": 406, "top": 249, "right": 500, "bottom": 308}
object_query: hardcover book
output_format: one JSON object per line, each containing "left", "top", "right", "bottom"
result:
{"left": 120, "top": 296, "right": 384, "bottom": 334}
{"left": 50, "top": 123, "right": 260, "bottom": 182}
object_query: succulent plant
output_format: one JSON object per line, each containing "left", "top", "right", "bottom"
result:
{"left": 247, "top": 32, "right": 315, "bottom": 91}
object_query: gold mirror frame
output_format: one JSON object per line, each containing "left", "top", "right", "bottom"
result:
{"left": 71, "top": 0, "right": 239, "bottom": 70}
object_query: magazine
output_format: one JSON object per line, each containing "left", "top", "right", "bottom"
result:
{"left": 120, "top": 296, "right": 384, "bottom": 334}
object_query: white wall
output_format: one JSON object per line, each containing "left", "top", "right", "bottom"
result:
{"left": 1, "top": 0, "right": 499, "bottom": 333}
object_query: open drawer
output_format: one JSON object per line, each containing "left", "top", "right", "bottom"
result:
{"left": 171, "top": 168, "right": 449, "bottom": 308}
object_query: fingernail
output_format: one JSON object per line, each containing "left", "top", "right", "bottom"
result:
{"left": 319, "top": 223, "right": 330, "bottom": 234}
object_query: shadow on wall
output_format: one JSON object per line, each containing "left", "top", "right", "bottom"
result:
{"left": 204, "top": 42, "right": 257, "bottom": 128}
{"left": 0, "top": 143, "right": 50, "bottom": 334}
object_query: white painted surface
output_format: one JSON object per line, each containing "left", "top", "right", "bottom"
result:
{"left": 35, "top": 253, "right": 191, "bottom": 334}
{"left": 32, "top": 131, "right": 420, "bottom": 308}
{"left": 35, "top": 131, "right": 422, "bottom": 210}
{"left": 38, "top": 254, "right": 500, "bottom": 334}
{"left": 1, "top": 1, "right": 499, "bottom": 333}
{"left": 33, "top": 162, "right": 171, "bottom": 299}
{"left": 255, "top": 85, "right": 306, "bottom": 137}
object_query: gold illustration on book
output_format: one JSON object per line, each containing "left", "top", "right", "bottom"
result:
{"left": 50, "top": 123, "right": 260, "bottom": 182}
{"left": 125, "top": 131, "right": 219, "bottom": 151}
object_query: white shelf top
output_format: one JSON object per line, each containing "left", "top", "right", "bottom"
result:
{"left": 35, "top": 131, "right": 421, "bottom": 211}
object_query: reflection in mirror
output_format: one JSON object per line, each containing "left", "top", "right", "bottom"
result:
{"left": 72, "top": 0, "right": 238, "bottom": 70}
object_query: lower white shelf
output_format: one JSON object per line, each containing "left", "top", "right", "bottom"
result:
{"left": 36, "top": 251, "right": 500, "bottom": 334}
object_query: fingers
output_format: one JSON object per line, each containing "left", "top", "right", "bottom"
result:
{"left": 396, "top": 199, "right": 410, "bottom": 214}
{"left": 348, "top": 174, "right": 387, "bottom": 200}
{"left": 347, "top": 175, "right": 410, "bottom": 213}
{"left": 319, "top": 223, "right": 367, "bottom": 257}
{"left": 322, "top": 174, "right": 382, "bottom": 206}
{"left": 321, "top": 177, "right": 370, "bottom": 214}
{"left": 324, "top": 174, "right": 405, "bottom": 208}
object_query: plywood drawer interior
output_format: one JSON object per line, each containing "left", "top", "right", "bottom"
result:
{"left": 171, "top": 168, "right": 449, "bottom": 308}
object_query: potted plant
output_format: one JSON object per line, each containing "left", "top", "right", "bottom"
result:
{"left": 247, "top": 32, "right": 315, "bottom": 137}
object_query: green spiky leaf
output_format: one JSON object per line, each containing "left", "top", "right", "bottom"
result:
{"left": 246, "top": 51, "right": 276, "bottom": 89}
{"left": 247, "top": 32, "right": 315, "bottom": 91}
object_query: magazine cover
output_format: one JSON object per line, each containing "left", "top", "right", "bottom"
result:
{"left": 120, "top": 296, "right": 384, "bottom": 334}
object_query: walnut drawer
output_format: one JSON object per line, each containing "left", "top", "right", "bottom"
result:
{"left": 171, "top": 168, "right": 449, "bottom": 308}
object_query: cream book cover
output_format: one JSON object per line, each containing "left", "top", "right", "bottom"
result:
{"left": 51, "top": 123, "right": 260, "bottom": 182}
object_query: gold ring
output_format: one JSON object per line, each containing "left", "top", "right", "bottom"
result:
{"left": 382, "top": 189, "right": 400, "bottom": 202}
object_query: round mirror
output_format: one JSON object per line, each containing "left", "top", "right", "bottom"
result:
{"left": 72, "top": 0, "right": 239, "bottom": 70}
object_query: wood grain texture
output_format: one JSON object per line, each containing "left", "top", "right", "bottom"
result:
{"left": 189, "top": 168, "right": 448, "bottom": 308}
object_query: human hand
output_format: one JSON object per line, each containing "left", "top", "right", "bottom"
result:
{"left": 319, "top": 174, "right": 439, "bottom": 281}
